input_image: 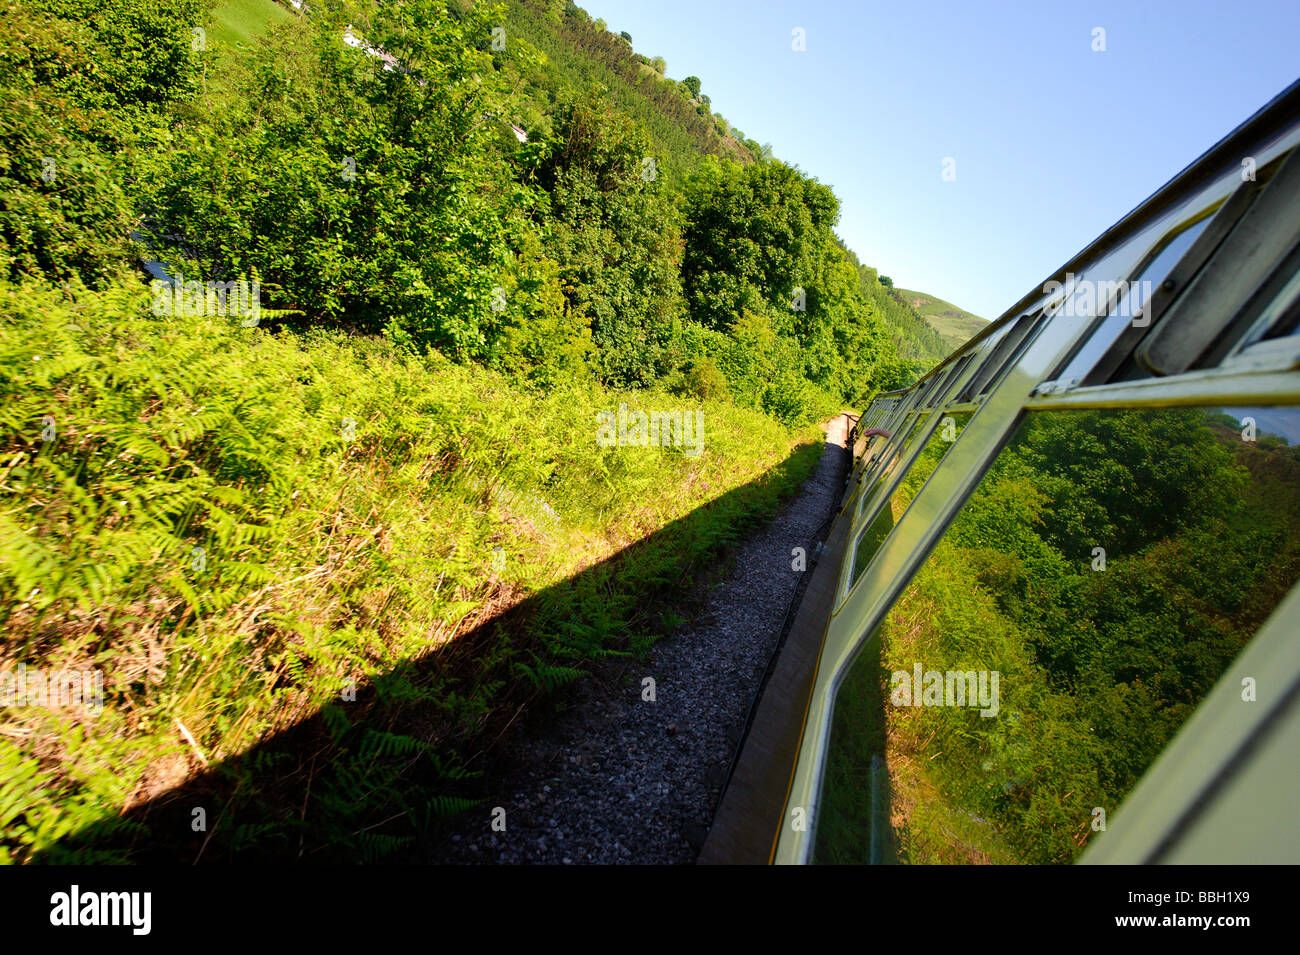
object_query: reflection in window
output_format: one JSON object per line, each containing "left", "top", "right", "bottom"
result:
{"left": 849, "top": 414, "right": 971, "bottom": 588}
{"left": 815, "top": 405, "right": 1300, "bottom": 864}
{"left": 1055, "top": 217, "right": 1211, "bottom": 384}
{"left": 964, "top": 309, "right": 1043, "bottom": 401}
{"left": 1249, "top": 263, "right": 1300, "bottom": 344}
{"left": 854, "top": 414, "right": 926, "bottom": 518}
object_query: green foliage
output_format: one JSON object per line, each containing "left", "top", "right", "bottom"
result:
{"left": 844, "top": 252, "right": 949, "bottom": 372}
{"left": 832, "top": 406, "right": 1300, "bottom": 865}
{"left": 137, "top": 0, "right": 534, "bottom": 358}
{"left": 677, "top": 157, "right": 907, "bottom": 416}
{"left": 681, "top": 157, "right": 837, "bottom": 331}
{"left": 895, "top": 287, "right": 986, "bottom": 350}
{"left": 4, "top": 0, "right": 210, "bottom": 114}
{"left": 0, "top": 280, "right": 821, "bottom": 861}
{"left": 0, "top": 0, "right": 209, "bottom": 286}
{"left": 528, "top": 90, "right": 682, "bottom": 386}
{"left": 0, "top": 0, "right": 930, "bottom": 862}
{"left": 677, "top": 357, "right": 730, "bottom": 402}
{"left": 499, "top": 0, "right": 751, "bottom": 182}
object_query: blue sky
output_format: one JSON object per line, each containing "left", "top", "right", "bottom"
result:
{"left": 580, "top": 0, "right": 1300, "bottom": 322}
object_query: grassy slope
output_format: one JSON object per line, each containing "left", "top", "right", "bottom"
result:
{"left": 207, "top": 0, "right": 293, "bottom": 50}
{"left": 896, "top": 288, "right": 987, "bottom": 350}
{"left": 0, "top": 281, "right": 822, "bottom": 862}
{"left": 0, "top": 0, "right": 829, "bottom": 862}
{"left": 504, "top": 3, "right": 941, "bottom": 379}
{"left": 501, "top": 0, "right": 752, "bottom": 184}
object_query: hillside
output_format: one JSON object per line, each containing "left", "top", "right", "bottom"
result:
{"left": 207, "top": 0, "right": 292, "bottom": 48}
{"left": 495, "top": 0, "right": 940, "bottom": 378}
{"left": 498, "top": 0, "right": 757, "bottom": 183}
{"left": 896, "top": 287, "right": 987, "bottom": 349}
{"left": 0, "top": 0, "right": 941, "bottom": 862}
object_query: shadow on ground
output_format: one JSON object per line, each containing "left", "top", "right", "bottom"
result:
{"left": 37, "top": 438, "right": 826, "bottom": 864}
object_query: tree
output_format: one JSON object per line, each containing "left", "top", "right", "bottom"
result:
{"left": 682, "top": 76, "right": 701, "bottom": 98}
{"left": 0, "top": 0, "right": 208, "bottom": 286}
{"left": 676, "top": 156, "right": 900, "bottom": 416}
{"left": 680, "top": 157, "right": 838, "bottom": 333}
{"left": 139, "top": 0, "right": 528, "bottom": 358}
{"left": 650, "top": 55, "right": 666, "bottom": 75}
{"left": 531, "top": 91, "right": 683, "bottom": 386}
{"left": 619, "top": 30, "right": 632, "bottom": 44}
{"left": 879, "top": 275, "right": 894, "bottom": 288}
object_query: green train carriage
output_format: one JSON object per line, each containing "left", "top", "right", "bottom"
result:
{"left": 705, "top": 77, "right": 1300, "bottom": 866}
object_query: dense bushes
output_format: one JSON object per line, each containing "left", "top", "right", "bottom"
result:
{"left": 138, "top": 0, "right": 535, "bottom": 358}
{"left": 2, "top": 0, "right": 935, "bottom": 409}
{"left": 874, "top": 408, "right": 1300, "bottom": 863}
{"left": 527, "top": 92, "right": 682, "bottom": 386}
{"left": 0, "top": 0, "right": 934, "bottom": 860}
{"left": 0, "top": 0, "right": 209, "bottom": 286}
{"left": 0, "top": 279, "right": 823, "bottom": 861}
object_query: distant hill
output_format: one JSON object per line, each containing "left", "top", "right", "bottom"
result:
{"left": 896, "top": 288, "right": 987, "bottom": 349}
{"left": 208, "top": 0, "right": 291, "bottom": 49}
{"left": 500, "top": 0, "right": 757, "bottom": 184}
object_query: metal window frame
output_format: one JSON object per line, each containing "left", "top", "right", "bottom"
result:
{"left": 770, "top": 84, "right": 1300, "bottom": 865}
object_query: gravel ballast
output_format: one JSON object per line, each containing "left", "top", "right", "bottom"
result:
{"left": 435, "top": 414, "right": 852, "bottom": 864}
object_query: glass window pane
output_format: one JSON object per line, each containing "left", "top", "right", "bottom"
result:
{"left": 965, "top": 310, "right": 1041, "bottom": 400}
{"left": 1055, "top": 218, "right": 1211, "bottom": 383}
{"left": 816, "top": 405, "right": 1300, "bottom": 864}
{"left": 849, "top": 413, "right": 972, "bottom": 587}
{"left": 863, "top": 412, "right": 924, "bottom": 481}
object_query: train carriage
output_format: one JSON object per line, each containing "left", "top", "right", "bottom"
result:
{"left": 705, "top": 78, "right": 1300, "bottom": 866}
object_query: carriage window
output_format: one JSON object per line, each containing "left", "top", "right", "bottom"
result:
{"left": 848, "top": 413, "right": 971, "bottom": 589}
{"left": 963, "top": 309, "right": 1043, "bottom": 401}
{"left": 1142, "top": 146, "right": 1300, "bottom": 372}
{"left": 1255, "top": 264, "right": 1300, "bottom": 340}
{"left": 1053, "top": 217, "right": 1211, "bottom": 384}
{"left": 1233, "top": 245, "right": 1300, "bottom": 348}
{"left": 854, "top": 413, "right": 925, "bottom": 515}
{"left": 934, "top": 354, "right": 974, "bottom": 405}
{"left": 815, "top": 404, "right": 1300, "bottom": 864}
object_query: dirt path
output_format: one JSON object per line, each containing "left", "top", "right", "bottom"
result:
{"left": 434, "top": 414, "right": 853, "bottom": 864}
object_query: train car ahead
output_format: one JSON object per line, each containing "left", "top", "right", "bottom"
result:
{"left": 705, "top": 77, "right": 1300, "bottom": 866}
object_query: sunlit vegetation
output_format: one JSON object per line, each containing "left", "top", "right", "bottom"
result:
{"left": 895, "top": 287, "right": 986, "bottom": 351}
{"left": 0, "top": 0, "right": 938, "bottom": 861}
{"left": 817, "top": 407, "right": 1300, "bottom": 864}
{"left": 1, "top": 282, "right": 826, "bottom": 861}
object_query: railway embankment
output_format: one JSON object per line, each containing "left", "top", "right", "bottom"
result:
{"left": 434, "top": 415, "right": 852, "bottom": 863}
